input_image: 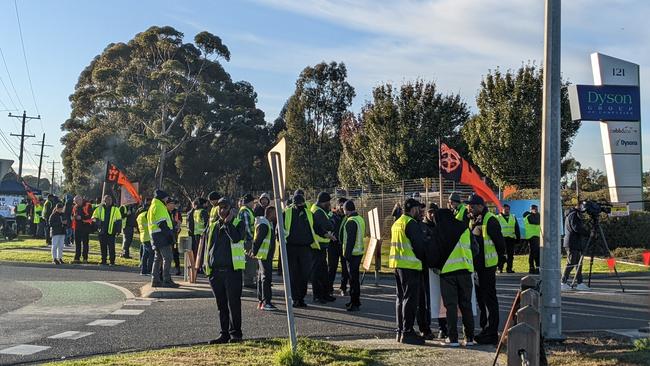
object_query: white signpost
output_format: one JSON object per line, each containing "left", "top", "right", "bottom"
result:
{"left": 591, "top": 53, "right": 643, "bottom": 211}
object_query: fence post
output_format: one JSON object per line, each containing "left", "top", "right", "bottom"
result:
{"left": 507, "top": 323, "right": 539, "bottom": 366}
{"left": 521, "top": 289, "right": 541, "bottom": 310}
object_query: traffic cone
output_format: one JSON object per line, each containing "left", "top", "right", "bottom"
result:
{"left": 642, "top": 250, "right": 650, "bottom": 267}
{"left": 606, "top": 257, "right": 616, "bottom": 272}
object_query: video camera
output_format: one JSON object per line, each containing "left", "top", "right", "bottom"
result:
{"left": 580, "top": 200, "right": 612, "bottom": 217}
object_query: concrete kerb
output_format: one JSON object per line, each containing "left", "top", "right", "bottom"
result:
{"left": 140, "top": 282, "right": 213, "bottom": 299}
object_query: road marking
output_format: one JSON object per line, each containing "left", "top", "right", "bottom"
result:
{"left": 111, "top": 309, "right": 144, "bottom": 316}
{"left": 0, "top": 344, "right": 50, "bottom": 355}
{"left": 87, "top": 319, "right": 125, "bottom": 326}
{"left": 48, "top": 331, "right": 94, "bottom": 340}
{"left": 124, "top": 299, "right": 152, "bottom": 306}
{"left": 93, "top": 281, "right": 135, "bottom": 299}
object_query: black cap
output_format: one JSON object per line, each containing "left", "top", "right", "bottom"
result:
{"left": 317, "top": 192, "right": 331, "bottom": 203}
{"left": 242, "top": 193, "right": 254, "bottom": 204}
{"left": 294, "top": 189, "right": 305, "bottom": 197}
{"left": 531, "top": 204, "right": 538, "bottom": 209}
{"left": 217, "top": 197, "right": 231, "bottom": 207}
{"left": 464, "top": 194, "right": 485, "bottom": 206}
{"left": 293, "top": 194, "right": 305, "bottom": 205}
{"left": 344, "top": 200, "right": 356, "bottom": 211}
{"left": 337, "top": 197, "right": 347, "bottom": 205}
{"left": 208, "top": 191, "right": 221, "bottom": 201}
{"left": 427, "top": 202, "right": 439, "bottom": 212}
{"left": 403, "top": 198, "right": 420, "bottom": 212}
{"left": 154, "top": 189, "right": 169, "bottom": 201}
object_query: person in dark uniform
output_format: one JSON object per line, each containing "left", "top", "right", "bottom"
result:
{"left": 188, "top": 197, "right": 209, "bottom": 274}
{"left": 120, "top": 203, "right": 137, "bottom": 259}
{"left": 497, "top": 204, "right": 520, "bottom": 273}
{"left": 284, "top": 193, "right": 316, "bottom": 308}
{"left": 252, "top": 206, "right": 277, "bottom": 310}
{"left": 168, "top": 199, "right": 183, "bottom": 276}
{"left": 467, "top": 194, "right": 505, "bottom": 345}
{"left": 562, "top": 204, "right": 589, "bottom": 291}
{"left": 341, "top": 199, "right": 365, "bottom": 312}
{"left": 329, "top": 197, "right": 349, "bottom": 297}
{"left": 418, "top": 202, "right": 443, "bottom": 340}
{"left": 205, "top": 197, "right": 245, "bottom": 344}
{"left": 447, "top": 191, "right": 469, "bottom": 225}
{"left": 391, "top": 198, "right": 426, "bottom": 345}
{"left": 311, "top": 192, "right": 336, "bottom": 303}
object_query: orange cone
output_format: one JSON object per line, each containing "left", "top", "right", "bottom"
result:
{"left": 606, "top": 257, "right": 616, "bottom": 272}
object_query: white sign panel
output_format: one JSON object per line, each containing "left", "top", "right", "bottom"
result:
{"left": 429, "top": 270, "right": 477, "bottom": 319}
{"left": 600, "top": 121, "right": 641, "bottom": 154}
{"left": 0, "top": 195, "right": 22, "bottom": 218}
{"left": 591, "top": 53, "right": 640, "bottom": 86}
{"left": 120, "top": 182, "right": 139, "bottom": 205}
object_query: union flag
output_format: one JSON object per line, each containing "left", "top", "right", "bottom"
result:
{"left": 20, "top": 178, "right": 40, "bottom": 206}
{"left": 104, "top": 161, "right": 142, "bottom": 204}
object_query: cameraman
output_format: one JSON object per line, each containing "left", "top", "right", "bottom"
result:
{"left": 561, "top": 204, "right": 589, "bottom": 291}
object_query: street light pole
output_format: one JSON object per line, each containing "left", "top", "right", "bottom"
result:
{"left": 540, "top": 0, "right": 563, "bottom": 340}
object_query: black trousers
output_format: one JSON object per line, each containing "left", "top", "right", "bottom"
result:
{"left": 561, "top": 249, "right": 584, "bottom": 284}
{"left": 172, "top": 234, "right": 180, "bottom": 269}
{"left": 74, "top": 229, "right": 90, "bottom": 261}
{"left": 498, "top": 238, "right": 517, "bottom": 272}
{"left": 528, "top": 236, "right": 540, "bottom": 271}
{"left": 440, "top": 272, "right": 475, "bottom": 342}
{"left": 416, "top": 269, "right": 431, "bottom": 334}
{"left": 287, "top": 245, "right": 312, "bottom": 302}
{"left": 98, "top": 234, "right": 116, "bottom": 264}
{"left": 122, "top": 226, "right": 134, "bottom": 255}
{"left": 311, "top": 247, "right": 329, "bottom": 300}
{"left": 16, "top": 217, "right": 26, "bottom": 235}
{"left": 346, "top": 255, "right": 362, "bottom": 306}
{"left": 476, "top": 268, "right": 499, "bottom": 336}
{"left": 327, "top": 242, "right": 349, "bottom": 293}
{"left": 208, "top": 270, "right": 243, "bottom": 339}
{"left": 257, "top": 257, "right": 273, "bottom": 304}
{"left": 395, "top": 268, "right": 421, "bottom": 334}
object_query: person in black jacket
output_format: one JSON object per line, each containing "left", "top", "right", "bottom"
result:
{"left": 311, "top": 192, "right": 336, "bottom": 304}
{"left": 561, "top": 205, "right": 589, "bottom": 290}
{"left": 252, "top": 206, "right": 277, "bottom": 311}
{"left": 49, "top": 203, "right": 67, "bottom": 265}
{"left": 416, "top": 202, "right": 435, "bottom": 340}
{"left": 206, "top": 197, "right": 245, "bottom": 344}
{"left": 284, "top": 193, "right": 315, "bottom": 308}
{"left": 342, "top": 200, "right": 363, "bottom": 312}
{"left": 329, "top": 197, "right": 349, "bottom": 297}
{"left": 467, "top": 194, "right": 506, "bottom": 345}
{"left": 253, "top": 193, "right": 270, "bottom": 217}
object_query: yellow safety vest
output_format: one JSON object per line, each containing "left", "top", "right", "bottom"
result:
{"left": 389, "top": 215, "right": 422, "bottom": 270}
{"left": 92, "top": 205, "right": 123, "bottom": 235}
{"left": 15, "top": 203, "right": 27, "bottom": 218}
{"left": 523, "top": 215, "right": 540, "bottom": 239}
{"left": 33, "top": 204, "right": 42, "bottom": 224}
{"left": 284, "top": 205, "right": 319, "bottom": 250}
{"left": 147, "top": 198, "right": 172, "bottom": 234}
{"left": 238, "top": 206, "right": 255, "bottom": 234}
{"left": 209, "top": 206, "right": 219, "bottom": 222}
{"left": 482, "top": 212, "right": 499, "bottom": 268}
{"left": 136, "top": 211, "right": 150, "bottom": 243}
{"left": 455, "top": 203, "right": 467, "bottom": 222}
{"left": 254, "top": 217, "right": 272, "bottom": 260}
{"left": 342, "top": 215, "right": 366, "bottom": 256}
{"left": 441, "top": 229, "right": 474, "bottom": 274}
{"left": 204, "top": 218, "right": 246, "bottom": 275}
{"left": 310, "top": 205, "right": 332, "bottom": 245}
{"left": 193, "top": 209, "right": 206, "bottom": 235}
{"left": 498, "top": 214, "right": 517, "bottom": 239}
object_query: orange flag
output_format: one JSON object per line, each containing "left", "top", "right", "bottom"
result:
{"left": 105, "top": 162, "right": 142, "bottom": 204}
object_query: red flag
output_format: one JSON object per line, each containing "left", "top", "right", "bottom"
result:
{"left": 606, "top": 257, "right": 616, "bottom": 271}
{"left": 440, "top": 143, "right": 503, "bottom": 212}
{"left": 642, "top": 250, "right": 650, "bottom": 267}
{"left": 105, "top": 161, "right": 141, "bottom": 204}
{"left": 20, "top": 178, "right": 40, "bottom": 206}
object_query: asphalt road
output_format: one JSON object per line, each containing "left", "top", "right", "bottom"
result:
{"left": 0, "top": 262, "right": 648, "bottom": 365}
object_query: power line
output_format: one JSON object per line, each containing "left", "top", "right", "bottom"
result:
{"left": 0, "top": 129, "right": 20, "bottom": 159}
{"left": 0, "top": 74, "right": 18, "bottom": 110}
{"left": 0, "top": 47, "right": 24, "bottom": 110}
{"left": 13, "top": 0, "right": 41, "bottom": 119}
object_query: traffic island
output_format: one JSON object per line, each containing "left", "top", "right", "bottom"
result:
{"left": 140, "top": 281, "right": 213, "bottom": 299}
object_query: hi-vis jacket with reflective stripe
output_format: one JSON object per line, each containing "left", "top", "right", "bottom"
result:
{"left": 254, "top": 217, "right": 272, "bottom": 260}
{"left": 389, "top": 215, "right": 422, "bottom": 270}
{"left": 343, "top": 214, "right": 366, "bottom": 256}
{"left": 482, "top": 212, "right": 499, "bottom": 268}
{"left": 284, "top": 205, "right": 319, "bottom": 250}
{"left": 441, "top": 229, "right": 474, "bottom": 274}
{"left": 204, "top": 218, "right": 246, "bottom": 276}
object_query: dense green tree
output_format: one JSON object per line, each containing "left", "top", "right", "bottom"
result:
{"left": 463, "top": 64, "right": 581, "bottom": 188}
{"left": 573, "top": 167, "right": 607, "bottom": 192}
{"left": 61, "top": 26, "right": 268, "bottom": 198}
{"left": 22, "top": 175, "right": 50, "bottom": 191}
{"left": 338, "top": 80, "right": 470, "bottom": 185}
{"left": 282, "top": 62, "right": 355, "bottom": 189}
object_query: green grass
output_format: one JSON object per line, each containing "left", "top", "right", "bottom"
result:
{"left": 44, "top": 339, "right": 376, "bottom": 366}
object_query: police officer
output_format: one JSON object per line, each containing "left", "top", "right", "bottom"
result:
{"left": 284, "top": 193, "right": 318, "bottom": 308}
{"left": 329, "top": 197, "right": 349, "bottom": 297}
{"left": 523, "top": 204, "right": 541, "bottom": 274}
{"left": 148, "top": 190, "right": 178, "bottom": 288}
{"left": 497, "top": 204, "right": 520, "bottom": 273}
{"left": 466, "top": 194, "right": 505, "bottom": 345}
{"left": 238, "top": 194, "right": 257, "bottom": 288}
{"left": 252, "top": 206, "right": 277, "bottom": 311}
{"left": 391, "top": 198, "right": 426, "bottom": 345}
{"left": 311, "top": 192, "right": 336, "bottom": 303}
{"left": 341, "top": 199, "right": 365, "bottom": 312}
{"left": 447, "top": 191, "right": 469, "bottom": 225}
{"left": 205, "top": 197, "right": 245, "bottom": 344}
{"left": 92, "top": 195, "right": 123, "bottom": 266}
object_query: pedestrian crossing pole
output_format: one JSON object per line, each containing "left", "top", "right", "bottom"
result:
{"left": 268, "top": 138, "right": 297, "bottom": 353}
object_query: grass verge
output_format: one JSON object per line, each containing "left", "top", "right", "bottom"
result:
{"left": 546, "top": 334, "right": 650, "bottom": 366}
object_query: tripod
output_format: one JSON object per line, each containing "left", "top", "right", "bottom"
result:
{"left": 569, "top": 218, "right": 625, "bottom": 292}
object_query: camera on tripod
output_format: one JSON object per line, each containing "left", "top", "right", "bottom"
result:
{"left": 580, "top": 200, "right": 612, "bottom": 218}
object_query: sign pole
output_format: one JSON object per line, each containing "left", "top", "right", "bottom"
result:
{"left": 540, "top": 0, "right": 563, "bottom": 340}
{"left": 269, "top": 152, "right": 297, "bottom": 353}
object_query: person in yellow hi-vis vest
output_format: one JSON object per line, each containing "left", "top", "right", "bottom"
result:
{"left": 466, "top": 194, "right": 506, "bottom": 346}
{"left": 523, "top": 204, "right": 541, "bottom": 274}
{"left": 390, "top": 198, "right": 427, "bottom": 345}
{"left": 341, "top": 199, "right": 365, "bottom": 312}
{"left": 92, "top": 195, "right": 123, "bottom": 266}
{"left": 207, "top": 191, "right": 222, "bottom": 222}
{"left": 251, "top": 206, "right": 277, "bottom": 311}
{"left": 205, "top": 197, "right": 245, "bottom": 344}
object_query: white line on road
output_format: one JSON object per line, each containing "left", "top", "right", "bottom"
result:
{"left": 0, "top": 344, "right": 50, "bottom": 355}
{"left": 48, "top": 331, "right": 94, "bottom": 340}
{"left": 87, "top": 319, "right": 125, "bottom": 326}
{"left": 124, "top": 299, "right": 152, "bottom": 306}
{"left": 111, "top": 309, "right": 144, "bottom": 316}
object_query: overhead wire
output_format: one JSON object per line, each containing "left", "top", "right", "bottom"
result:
{"left": 0, "top": 47, "right": 24, "bottom": 111}
{"left": 0, "top": 129, "right": 20, "bottom": 159}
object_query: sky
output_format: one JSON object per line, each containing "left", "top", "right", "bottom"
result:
{"left": 0, "top": 0, "right": 648, "bottom": 184}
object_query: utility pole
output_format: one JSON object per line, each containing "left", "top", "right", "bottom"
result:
{"left": 540, "top": 0, "right": 563, "bottom": 340}
{"left": 33, "top": 133, "right": 51, "bottom": 189}
{"left": 49, "top": 160, "right": 59, "bottom": 194}
{"left": 9, "top": 111, "right": 40, "bottom": 178}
